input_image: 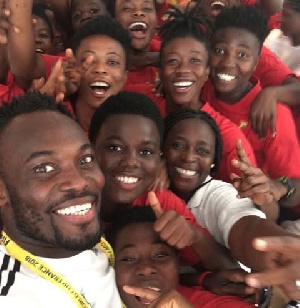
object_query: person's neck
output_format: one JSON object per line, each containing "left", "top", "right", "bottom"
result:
{"left": 165, "top": 96, "right": 204, "bottom": 114}
{"left": 292, "top": 34, "right": 300, "bottom": 47}
{"left": 75, "top": 98, "right": 95, "bottom": 132}
{"left": 215, "top": 80, "right": 253, "bottom": 104}
{"left": 100, "top": 193, "right": 131, "bottom": 223}
{"left": 170, "top": 185, "right": 193, "bottom": 203}
{"left": 2, "top": 227, "right": 82, "bottom": 259}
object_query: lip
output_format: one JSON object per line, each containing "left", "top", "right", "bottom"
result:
{"left": 128, "top": 21, "right": 149, "bottom": 40}
{"left": 112, "top": 174, "right": 141, "bottom": 190}
{"left": 175, "top": 166, "right": 198, "bottom": 178}
{"left": 214, "top": 72, "right": 237, "bottom": 84}
{"left": 53, "top": 199, "right": 98, "bottom": 225}
{"left": 210, "top": 1, "right": 226, "bottom": 17}
{"left": 171, "top": 79, "right": 195, "bottom": 94}
{"left": 89, "top": 79, "right": 111, "bottom": 98}
{"left": 36, "top": 48, "right": 45, "bottom": 54}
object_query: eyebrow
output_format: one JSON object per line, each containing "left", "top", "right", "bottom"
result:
{"left": 104, "top": 135, "right": 158, "bottom": 146}
{"left": 118, "top": 240, "right": 169, "bottom": 252}
{"left": 214, "top": 39, "right": 251, "bottom": 49}
{"left": 25, "top": 143, "right": 92, "bottom": 164}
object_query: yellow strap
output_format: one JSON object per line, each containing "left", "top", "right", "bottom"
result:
{"left": 0, "top": 231, "right": 114, "bottom": 308}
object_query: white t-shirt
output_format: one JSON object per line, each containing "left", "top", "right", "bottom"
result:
{"left": 187, "top": 176, "right": 266, "bottom": 248}
{"left": 0, "top": 245, "right": 122, "bottom": 308}
{"left": 264, "top": 29, "right": 300, "bottom": 76}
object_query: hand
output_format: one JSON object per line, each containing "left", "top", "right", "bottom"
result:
{"left": 63, "top": 48, "right": 94, "bottom": 96}
{"left": 31, "top": 58, "right": 66, "bottom": 102}
{"left": 202, "top": 269, "right": 256, "bottom": 301}
{"left": 123, "top": 285, "right": 193, "bottom": 308}
{"left": 0, "top": 5, "right": 19, "bottom": 45}
{"left": 250, "top": 86, "right": 277, "bottom": 138}
{"left": 246, "top": 236, "right": 300, "bottom": 301}
{"left": 148, "top": 191, "right": 194, "bottom": 249}
{"left": 231, "top": 139, "right": 274, "bottom": 206}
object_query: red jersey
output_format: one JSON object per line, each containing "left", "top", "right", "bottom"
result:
{"left": 124, "top": 83, "right": 257, "bottom": 183}
{"left": 178, "top": 285, "right": 255, "bottom": 307}
{"left": 125, "top": 66, "right": 158, "bottom": 87}
{"left": 206, "top": 78, "right": 300, "bottom": 179}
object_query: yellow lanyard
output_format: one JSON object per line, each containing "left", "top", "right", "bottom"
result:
{"left": 0, "top": 231, "right": 117, "bottom": 308}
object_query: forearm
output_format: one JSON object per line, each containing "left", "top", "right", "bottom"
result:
{"left": 256, "top": 200, "right": 279, "bottom": 222}
{"left": 0, "top": 45, "right": 9, "bottom": 85}
{"left": 191, "top": 225, "right": 238, "bottom": 271}
{"left": 228, "top": 216, "right": 294, "bottom": 271}
{"left": 271, "top": 179, "right": 300, "bottom": 208}
{"left": 274, "top": 77, "right": 300, "bottom": 106}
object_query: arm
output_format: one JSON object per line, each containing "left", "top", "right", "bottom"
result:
{"left": 228, "top": 215, "right": 298, "bottom": 271}
{"left": 7, "top": 0, "right": 48, "bottom": 89}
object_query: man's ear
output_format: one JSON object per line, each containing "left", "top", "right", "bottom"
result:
{"left": 0, "top": 178, "right": 9, "bottom": 207}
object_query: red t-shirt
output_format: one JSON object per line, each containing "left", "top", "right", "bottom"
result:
{"left": 178, "top": 285, "right": 255, "bottom": 308}
{"left": 206, "top": 78, "right": 300, "bottom": 179}
{"left": 125, "top": 66, "right": 158, "bottom": 88}
{"left": 253, "top": 46, "right": 295, "bottom": 88}
{"left": 124, "top": 83, "right": 257, "bottom": 183}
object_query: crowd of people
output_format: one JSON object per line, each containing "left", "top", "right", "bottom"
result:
{"left": 0, "top": 0, "right": 299, "bottom": 307}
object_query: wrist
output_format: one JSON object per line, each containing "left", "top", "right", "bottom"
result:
{"left": 197, "top": 271, "right": 213, "bottom": 288}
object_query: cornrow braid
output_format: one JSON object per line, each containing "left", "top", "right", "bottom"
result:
{"left": 164, "top": 109, "right": 223, "bottom": 173}
{"left": 159, "top": 3, "right": 213, "bottom": 63}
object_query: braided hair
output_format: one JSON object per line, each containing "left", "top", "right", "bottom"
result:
{"left": 285, "top": 0, "right": 300, "bottom": 12}
{"left": 164, "top": 109, "right": 223, "bottom": 173}
{"left": 159, "top": 3, "right": 213, "bottom": 64}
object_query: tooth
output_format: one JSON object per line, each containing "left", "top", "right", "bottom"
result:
{"left": 116, "top": 176, "right": 138, "bottom": 184}
{"left": 56, "top": 203, "right": 92, "bottom": 215}
{"left": 128, "top": 22, "right": 147, "bottom": 30}
{"left": 217, "top": 73, "right": 235, "bottom": 81}
{"left": 176, "top": 167, "right": 196, "bottom": 176}
{"left": 173, "top": 81, "right": 193, "bottom": 87}
{"left": 211, "top": 1, "right": 225, "bottom": 7}
{"left": 90, "top": 81, "right": 109, "bottom": 87}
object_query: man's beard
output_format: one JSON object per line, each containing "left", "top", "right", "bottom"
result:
{"left": 6, "top": 184, "right": 103, "bottom": 252}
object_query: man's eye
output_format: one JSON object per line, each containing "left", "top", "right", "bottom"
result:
{"left": 79, "top": 155, "right": 94, "bottom": 165}
{"left": 72, "top": 13, "right": 81, "bottom": 21}
{"left": 107, "top": 59, "right": 120, "bottom": 66}
{"left": 172, "top": 142, "right": 183, "bottom": 150}
{"left": 238, "top": 52, "right": 248, "bottom": 58}
{"left": 154, "top": 251, "right": 169, "bottom": 259}
{"left": 34, "top": 164, "right": 55, "bottom": 173}
{"left": 166, "top": 59, "right": 178, "bottom": 65}
{"left": 121, "top": 257, "right": 136, "bottom": 263}
{"left": 140, "top": 149, "right": 152, "bottom": 156}
{"left": 90, "top": 8, "right": 99, "bottom": 14}
{"left": 109, "top": 145, "right": 122, "bottom": 152}
{"left": 214, "top": 48, "right": 225, "bottom": 55}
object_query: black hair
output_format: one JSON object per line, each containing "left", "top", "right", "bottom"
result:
{"left": 32, "top": 2, "right": 54, "bottom": 39}
{"left": 70, "top": 0, "right": 108, "bottom": 11}
{"left": 107, "top": 0, "right": 158, "bottom": 19}
{"left": 0, "top": 91, "right": 74, "bottom": 138}
{"left": 72, "top": 15, "right": 131, "bottom": 68}
{"left": 106, "top": 206, "right": 157, "bottom": 249}
{"left": 89, "top": 91, "right": 164, "bottom": 145}
{"left": 164, "top": 109, "right": 222, "bottom": 173}
{"left": 159, "top": 4, "right": 212, "bottom": 65}
{"left": 285, "top": 0, "right": 300, "bottom": 13}
{"left": 214, "top": 6, "right": 269, "bottom": 51}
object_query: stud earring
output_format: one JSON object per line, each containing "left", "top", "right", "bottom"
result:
{"left": 211, "top": 164, "right": 215, "bottom": 169}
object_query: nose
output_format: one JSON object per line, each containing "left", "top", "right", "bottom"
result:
{"left": 176, "top": 60, "right": 191, "bottom": 74}
{"left": 133, "top": 9, "right": 145, "bottom": 17}
{"left": 181, "top": 148, "right": 196, "bottom": 163}
{"left": 120, "top": 150, "right": 139, "bottom": 168}
{"left": 59, "top": 166, "right": 90, "bottom": 192}
{"left": 221, "top": 51, "right": 235, "bottom": 68}
{"left": 136, "top": 259, "right": 157, "bottom": 277}
{"left": 92, "top": 60, "right": 107, "bottom": 75}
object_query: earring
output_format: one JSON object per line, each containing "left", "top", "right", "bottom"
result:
{"left": 211, "top": 164, "right": 215, "bottom": 169}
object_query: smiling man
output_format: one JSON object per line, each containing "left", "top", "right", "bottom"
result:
{"left": 0, "top": 91, "right": 122, "bottom": 307}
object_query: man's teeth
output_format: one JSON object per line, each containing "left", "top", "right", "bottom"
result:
{"left": 175, "top": 167, "right": 197, "bottom": 176}
{"left": 146, "top": 287, "right": 161, "bottom": 292}
{"left": 36, "top": 48, "right": 44, "bottom": 53}
{"left": 56, "top": 203, "right": 92, "bottom": 216}
{"left": 90, "top": 81, "right": 109, "bottom": 88}
{"left": 211, "top": 1, "right": 226, "bottom": 7}
{"left": 217, "top": 73, "right": 236, "bottom": 81}
{"left": 128, "top": 22, "right": 147, "bottom": 30}
{"left": 173, "top": 81, "right": 193, "bottom": 87}
{"left": 116, "top": 176, "right": 138, "bottom": 184}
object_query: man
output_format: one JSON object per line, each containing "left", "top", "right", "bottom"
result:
{"left": 0, "top": 91, "right": 122, "bottom": 307}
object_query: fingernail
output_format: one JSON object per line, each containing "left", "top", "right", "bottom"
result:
{"left": 272, "top": 132, "right": 276, "bottom": 138}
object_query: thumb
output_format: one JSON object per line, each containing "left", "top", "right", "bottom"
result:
{"left": 148, "top": 191, "right": 163, "bottom": 218}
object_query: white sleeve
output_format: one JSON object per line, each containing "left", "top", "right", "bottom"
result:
{"left": 188, "top": 179, "right": 266, "bottom": 248}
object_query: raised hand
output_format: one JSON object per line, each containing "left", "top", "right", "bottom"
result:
{"left": 148, "top": 191, "right": 194, "bottom": 249}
